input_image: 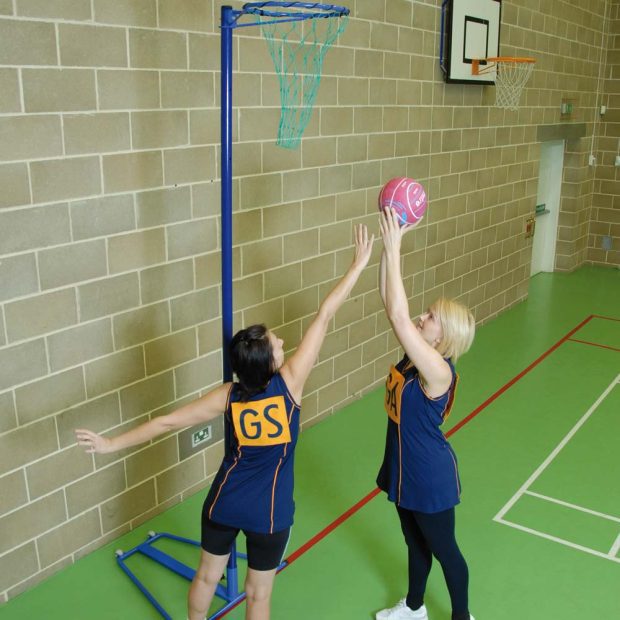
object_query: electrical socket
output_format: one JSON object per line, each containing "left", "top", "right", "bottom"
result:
{"left": 179, "top": 420, "right": 222, "bottom": 460}
{"left": 588, "top": 154, "right": 597, "bottom": 166}
{"left": 615, "top": 155, "right": 620, "bottom": 167}
{"left": 191, "top": 425, "right": 212, "bottom": 448}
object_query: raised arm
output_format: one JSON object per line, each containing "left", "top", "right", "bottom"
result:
{"left": 379, "top": 247, "right": 387, "bottom": 308}
{"left": 75, "top": 382, "right": 231, "bottom": 454}
{"left": 379, "top": 208, "right": 451, "bottom": 397}
{"left": 280, "top": 224, "right": 374, "bottom": 402}
{"left": 380, "top": 217, "right": 416, "bottom": 309}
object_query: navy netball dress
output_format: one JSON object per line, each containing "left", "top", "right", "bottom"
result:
{"left": 377, "top": 355, "right": 461, "bottom": 513}
{"left": 204, "top": 373, "right": 300, "bottom": 534}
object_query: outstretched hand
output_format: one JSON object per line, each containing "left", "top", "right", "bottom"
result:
{"left": 352, "top": 223, "right": 375, "bottom": 269}
{"left": 379, "top": 207, "right": 414, "bottom": 255}
{"left": 75, "top": 429, "right": 112, "bottom": 454}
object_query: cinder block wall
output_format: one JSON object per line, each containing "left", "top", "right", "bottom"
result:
{"left": 0, "top": 0, "right": 612, "bottom": 601}
{"left": 589, "top": 0, "right": 620, "bottom": 265}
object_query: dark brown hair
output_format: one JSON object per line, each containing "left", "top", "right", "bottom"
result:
{"left": 229, "top": 324, "right": 274, "bottom": 401}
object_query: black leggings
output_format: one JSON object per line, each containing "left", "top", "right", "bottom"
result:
{"left": 396, "top": 506, "right": 470, "bottom": 620}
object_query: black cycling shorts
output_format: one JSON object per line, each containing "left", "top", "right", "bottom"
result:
{"left": 201, "top": 516, "right": 290, "bottom": 571}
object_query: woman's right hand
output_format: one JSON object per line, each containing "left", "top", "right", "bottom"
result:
{"left": 352, "top": 223, "right": 374, "bottom": 269}
{"left": 75, "top": 429, "right": 113, "bottom": 454}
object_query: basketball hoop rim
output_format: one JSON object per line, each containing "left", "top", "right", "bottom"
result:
{"left": 485, "top": 56, "right": 536, "bottom": 63}
{"left": 472, "top": 56, "right": 536, "bottom": 76}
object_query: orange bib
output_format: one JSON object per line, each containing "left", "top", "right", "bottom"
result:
{"left": 384, "top": 365, "right": 405, "bottom": 424}
{"left": 231, "top": 396, "right": 292, "bottom": 446}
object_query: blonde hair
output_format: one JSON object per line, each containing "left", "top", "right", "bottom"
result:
{"left": 432, "top": 297, "right": 475, "bottom": 363}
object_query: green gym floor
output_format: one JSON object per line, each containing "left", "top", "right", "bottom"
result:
{"left": 2, "top": 266, "right": 619, "bottom": 620}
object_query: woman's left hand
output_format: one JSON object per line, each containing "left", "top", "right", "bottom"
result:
{"left": 352, "top": 223, "right": 375, "bottom": 269}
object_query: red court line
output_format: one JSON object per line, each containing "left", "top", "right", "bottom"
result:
{"left": 447, "top": 314, "right": 594, "bottom": 436}
{"left": 215, "top": 488, "right": 383, "bottom": 616}
{"left": 568, "top": 338, "right": 620, "bottom": 353}
{"left": 217, "top": 314, "right": 595, "bottom": 617}
{"left": 592, "top": 314, "right": 620, "bottom": 322}
{"left": 286, "top": 487, "right": 382, "bottom": 565}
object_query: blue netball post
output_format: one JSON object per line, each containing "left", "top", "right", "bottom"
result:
{"left": 113, "top": 3, "right": 349, "bottom": 619}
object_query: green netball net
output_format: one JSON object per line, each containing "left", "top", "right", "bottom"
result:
{"left": 248, "top": 3, "right": 349, "bottom": 149}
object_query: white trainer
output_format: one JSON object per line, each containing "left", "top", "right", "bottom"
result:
{"left": 375, "top": 599, "right": 428, "bottom": 620}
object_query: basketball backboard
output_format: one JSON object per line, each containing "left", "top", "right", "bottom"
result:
{"left": 440, "top": 0, "right": 501, "bottom": 84}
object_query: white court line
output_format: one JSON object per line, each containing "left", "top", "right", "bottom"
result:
{"left": 609, "top": 533, "right": 620, "bottom": 558}
{"left": 496, "top": 517, "right": 620, "bottom": 564}
{"left": 494, "top": 373, "right": 620, "bottom": 523}
{"left": 524, "top": 490, "right": 620, "bottom": 523}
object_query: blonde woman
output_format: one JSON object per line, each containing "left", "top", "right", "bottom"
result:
{"left": 76, "top": 225, "right": 374, "bottom": 620}
{"left": 375, "top": 208, "right": 476, "bottom": 620}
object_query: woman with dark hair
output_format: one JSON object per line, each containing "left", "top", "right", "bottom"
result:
{"left": 75, "top": 224, "right": 374, "bottom": 620}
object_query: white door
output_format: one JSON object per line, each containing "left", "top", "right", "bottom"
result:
{"left": 531, "top": 140, "right": 564, "bottom": 276}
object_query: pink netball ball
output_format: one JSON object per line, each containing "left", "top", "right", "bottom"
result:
{"left": 378, "top": 177, "right": 427, "bottom": 227}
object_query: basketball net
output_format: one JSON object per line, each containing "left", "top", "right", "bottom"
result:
{"left": 494, "top": 60, "right": 535, "bottom": 110}
{"left": 472, "top": 57, "right": 536, "bottom": 111}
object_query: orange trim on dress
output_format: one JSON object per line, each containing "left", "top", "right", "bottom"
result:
{"left": 416, "top": 372, "right": 459, "bottom": 422}
{"left": 269, "top": 394, "right": 299, "bottom": 534}
{"left": 397, "top": 423, "right": 402, "bottom": 504}
{"left": 442, "top": 373, "right": 459, "bottom": 421}
{"left": 447, "top": 447, "right": 461, "bottom": 497}
{"left": 269, "top": 400, "right": 297, "bottom": 532}
{"left": 397, "top": 376, "right": 415, "bottom": 504}
{"left": 225, "top": 383, "right": 234, "bottom": 410}
{"left": 280, "top": 374, "right": 301, "bottom": 409}
{"left": 270, "top": 457, "right": 284, "bottom": 534}
{"left": 208, "top": 447, "right": 241, "bottom": 520}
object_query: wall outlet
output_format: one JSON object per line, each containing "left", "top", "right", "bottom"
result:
{"left": 588, "top": 154, "right": 597, "bottom": 166}
{"left": 179, "top": 419, "right": 223, "bottom": 460}
{"left": 525, "top": 217, "right": 536, "bottom": 239}
{"left": 615, "top": 155, "right": 620, "bottom": 167}
{"left": 192, "top": 425, "right": 212, "bottom": 447}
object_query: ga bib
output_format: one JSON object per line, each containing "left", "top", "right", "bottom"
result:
{"left": 384, "top": 365, "right": 405, "bottom": 424}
